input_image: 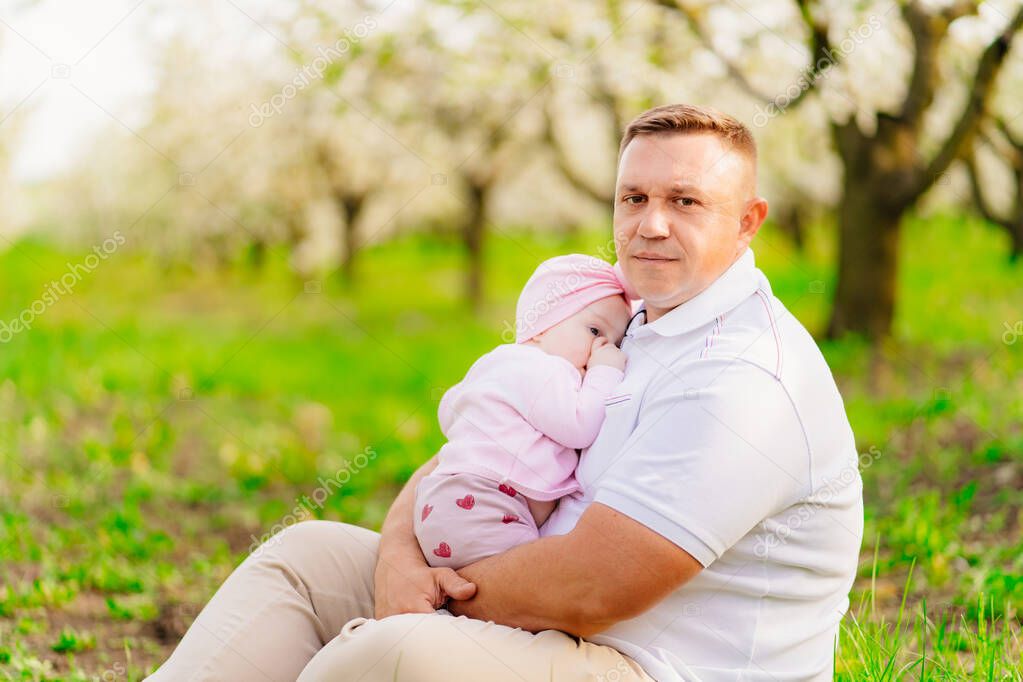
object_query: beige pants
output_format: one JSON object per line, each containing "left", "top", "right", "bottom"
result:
{"left": 146, "top": 520, "right": 654, "bottom": 681}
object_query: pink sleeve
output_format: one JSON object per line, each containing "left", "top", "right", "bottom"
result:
{"left": 437, "top": 380, "right": 462, "bottom": 435}
{"left": 523, "top": 363, "right": 624, "bottom": 449}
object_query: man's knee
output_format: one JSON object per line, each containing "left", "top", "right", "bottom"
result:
{"left": 337, "top": 614, "right": 535, "bottom": 677}
{"left": 298, "top": 614, "right": 446, "bottom": 681}
{"left": 249, "top": 520, "right": 378, "bottom": 572}
{"left": 251, "top": 519, "right": 335, "bottom": 558}
{"left": 300, "top": 614, "right": 637, "bottom": 682}
{"left": 347, "top": 612, "right": 455, "bottom": 652}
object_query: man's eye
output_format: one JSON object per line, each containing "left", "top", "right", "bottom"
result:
{"left": 623, "top": 195, "right": 644, "bottom": 204}
{"left": 589, "top": 327, "right": 600, "bottom": 336}
{"left": 677, "top": 197, "right": 697, "bottom": 207}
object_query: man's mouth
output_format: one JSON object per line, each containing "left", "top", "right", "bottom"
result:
{"left": 632, "top": 252, "right": 677, "bottom": 262}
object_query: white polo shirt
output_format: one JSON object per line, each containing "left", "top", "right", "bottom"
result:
{"left": 541, "top": 248, "right": 864, "bottom": 682}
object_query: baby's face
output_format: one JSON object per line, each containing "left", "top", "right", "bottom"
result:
{"left": 529, "top": 295, "right": 632, "bottom": 372}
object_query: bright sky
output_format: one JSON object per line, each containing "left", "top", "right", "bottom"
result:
{"left": 0, "top": 0, "right": 287, "bottom": 181}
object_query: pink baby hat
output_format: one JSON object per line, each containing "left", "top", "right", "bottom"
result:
{"left": 514, "top": 254, "right": 639, "bottom": 344}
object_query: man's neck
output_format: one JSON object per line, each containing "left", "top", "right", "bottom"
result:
{"left": 644, "top": 286, "right": 704, "bottom": 324}
{"left": 644, "top": 306, "right": 669, "bottom": 324}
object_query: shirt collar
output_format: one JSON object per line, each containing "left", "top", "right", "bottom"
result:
{"left": 628, "top": 248, "right": 768, "bottom": 339}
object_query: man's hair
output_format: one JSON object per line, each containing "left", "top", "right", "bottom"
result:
{"left": 618, "top": 103, "right": 757, "bottom": 163}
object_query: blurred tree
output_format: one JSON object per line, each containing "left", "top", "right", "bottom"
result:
{"left": 50, "top": 0, "right": 1023, "bottom": 330}
{"left": 541, "top": 1, "right": 694, "bottom": 215}
{"left": 660, "top": 0, "right": 1023, "bottom": 340}
{"left": 758, "top": 117, "right": 837, "bottom": 253}
{"left": 114, "top": 34, "right": 300, "bottom": 270}
{"left": 303, "top": 104, "right": 380, "bottom": 285}
{"left": 369, "top": 6, "right": 549, "bottom": 310}
{"left": 542, "top": 70, "right": 619, "bottom": 208}
{"left": 0, "top": 118, "right": 13, "bottom": 237}
{"left": 281, "top": 3, "right": 398, "bottom": 285}
{"left": 966, "top": 115, "right": 1023, "bottom": 260}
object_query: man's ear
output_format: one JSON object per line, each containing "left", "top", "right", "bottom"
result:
{"left": 738, "top": 196, "right": 768, "bottom": 251}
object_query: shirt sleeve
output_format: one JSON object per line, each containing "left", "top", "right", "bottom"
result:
{"left": 522, "top": 362, "right": 624, "bottom": 450}
{"left": 592, "top": 357, "right": 812, "bottom": 567}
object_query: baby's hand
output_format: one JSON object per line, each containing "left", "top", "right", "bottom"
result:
{"left": 588, "top": 337, "right": 627, "bottom": 372}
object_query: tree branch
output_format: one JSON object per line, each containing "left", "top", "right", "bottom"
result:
{"left": 898, "top": 2, "right": 981, "bottom": 127}
{"left": 939, "top": 0, "right": 980, "bottom": 24}
{"left": 914, "top": 3, "right": 1023, "bottom": 199}
{"left": 589, "top": 56, "right": 627, "bottom": 147}
{"left": 657, "top": 0, "right": 841, "bottom": 113}
{"left": 979, "top": 122, "right": 1021, "bottom": 169}
{"left": 988, "top": 119, "right": 1023, "bottom": 221}
{"left": 993, "top": 114, "right": 1023, "bottom": 153}
{"left": 965, "top": 142, "right": 1007, "bottom": 228}
{"left": 541, "top": 90, "right": 614, "bottom": 206}
{"left": 899, "top": 3, "right": 945, "bottom": 128}
{"left": 654, "top": 0, "right": 776, "bottom": 103}
{"left": 793, "top": 0, "right": 836, "bottom": 86}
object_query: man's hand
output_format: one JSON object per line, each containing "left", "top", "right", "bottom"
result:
{"left": 373, "top": 454, "right": 477, "bottom": 619}
{"left": 588, "top": 337, "right": 627, "bottom": 371}
{"left": 373, "top": 555, "right": 476, "bottom": 619}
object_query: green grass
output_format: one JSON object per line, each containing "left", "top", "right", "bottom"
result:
{"left": 1, "top": 213, "right": 1021, "bottom": 680}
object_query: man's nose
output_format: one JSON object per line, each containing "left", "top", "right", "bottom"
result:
{"left": 637, "top": 205, "right": 671, "bottom": 239}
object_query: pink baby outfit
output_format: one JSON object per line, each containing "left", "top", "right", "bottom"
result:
{"left": 415, "top": 344, "right": 625, "bottom": 568}
{"left": 414, "top": 253, "right": 636, "bottom": 569}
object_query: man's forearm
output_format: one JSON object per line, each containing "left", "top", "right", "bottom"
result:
{"left": 377, "top": 456, "right": 437, "bottom": 566}
{"left": 375, "top": 460, "right": 595, "bottom": 633}
{"left": 446, "top": 532, "right": 602, "bottom": 636}
{"left": 447, "top": 503, "right": 702, "bottom": 637}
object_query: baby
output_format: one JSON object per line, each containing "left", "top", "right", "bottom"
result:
{"left": 414, "top": 254, "right": 637, "bottom": 569}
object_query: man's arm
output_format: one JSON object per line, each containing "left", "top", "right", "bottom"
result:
{"left": 374, "top": 456, "right": 477, "bottom": 618}
{"left": 445, "top": 357, "right": 811, "bottom": 635}
{"left": 446, "top": 501, "right": 702, "bottom": 637}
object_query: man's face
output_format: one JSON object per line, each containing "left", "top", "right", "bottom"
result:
{"left": 612, "top": 132, "right": 767, "bottom": 321}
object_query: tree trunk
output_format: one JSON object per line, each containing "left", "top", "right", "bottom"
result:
{"left": 827, "top": 184, "right": 902, "bottom": 341}
{"left": 246, "top": 238, "right": 267, "bottom": 270}
{"left": 463, "top": 183, "right": 487, "bottom": 312}
{"left": 1011, "top": 171, "right": 1023, "bottom": 262}
{"left": 776, "top": 203, "right": 806, "bottom": 252}
{"left": 338, "top": 195, "right": 365, "bottom": 285}
{"left": 1009, "top": 221, "right": 1023, "bottom": 262}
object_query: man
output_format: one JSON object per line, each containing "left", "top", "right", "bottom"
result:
{"left": 147, "top": 104, "right": 863, "bottom": 682}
